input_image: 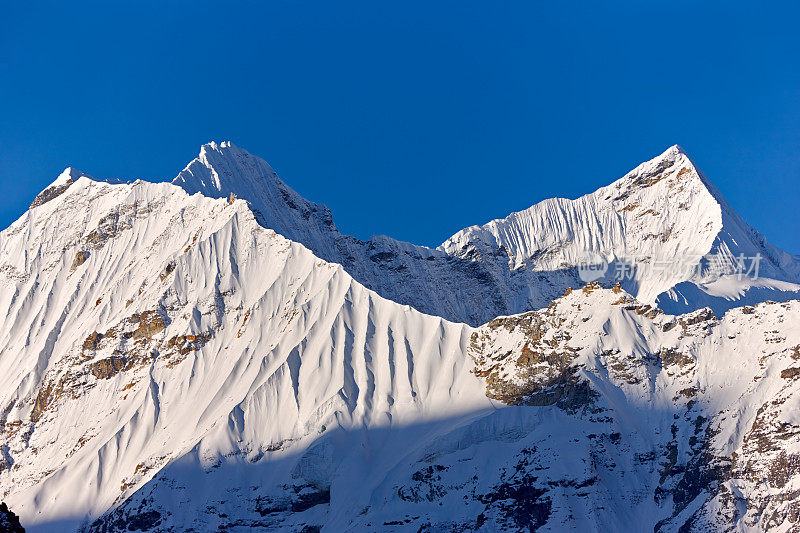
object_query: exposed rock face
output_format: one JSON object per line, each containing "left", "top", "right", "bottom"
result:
{"left": 465, "top": 289, "right": 800, "bottom": 532}
{"left": 88, "top": 357, "right": 127, "bottom": 380}
{"left": 29, "top": 181, "right": 73, "bottom": 209}
{"left": 71, "top": 251, "right": 88, "bottom": 270}
{"left": 130, "top": 311, "right": 165, "bottom": 339}
{"left": 29, "top": 170, "right": 76, "bottom": 209}
{"left": 84, "top": 211, "right": 134, "bottom": 248}
{"left": 471, "top": 306, "right": 595, "bottom": 410}
{"left": 0, "top": 502, "right": 24, "bottom": 532}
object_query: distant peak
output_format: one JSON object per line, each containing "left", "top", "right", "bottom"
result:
{"left": 174, "top": 141, "right": 277, "bottom": 196}
{"left": 200, "top": 140, "right": 238, "bottom": 154}
{"left": 665, "top": 144, "right": 685, "bottom": 156}
{"left": 30, "top": 167, "right": 91, "bottom": 209}
{"left": 56, "top": 166, "right": 91, "bottom": 185}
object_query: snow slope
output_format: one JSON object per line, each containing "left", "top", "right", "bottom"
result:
{"left": 441, "top": 145, "right": 800, "bottom": 314}
{"left": 0, "top": 144, "right": 799, "bottom": 531}
{"left": 97, "top": 288, "right": 800, "bottom": 532}
{"left": 0, "top": 175, "right": 491, "bottom": 530}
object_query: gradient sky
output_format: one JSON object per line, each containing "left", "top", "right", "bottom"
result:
{"left": 2, "top": 1, "right": 799, "bottom": 251}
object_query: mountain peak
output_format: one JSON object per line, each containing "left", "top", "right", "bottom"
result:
{"left": 440, "top": 143, "right": 800, "bottom": 309}
{"left": 29, "top": 167, "right": 91, "bottom": 209}
{"left": 666, "top": 143, "right": 685, "bottom": 155}
{"left": 56, "top": 166, "right": 89, "bottom": 184}
{"left": 617, "top": 144, "right": 695, "bottom": 186}
{"left": 597, "top": 144, "right": 725, "bottom": 214}
{"left": 200, "top": 140, "right": 236, "bottom": 152}
{"left": 174, "top": 141, "right": 274, "bottom": 194}
{"left": 197, "top": 140, "right": 245, "bottom": 171}
{"left": 172, "top": 141, "right": 338, "bottom": 245}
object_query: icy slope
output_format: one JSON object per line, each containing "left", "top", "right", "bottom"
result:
{"left": 442, "top": 145, "right": 800, "bottom": 312}
{"left": 0, "top": 174, "right": 492, "bottom": 530}
{"left": 66, "top": 285, "right": 800, "bottom": 532}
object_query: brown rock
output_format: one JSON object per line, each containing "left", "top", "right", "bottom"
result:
{"left": 88, "top": 356, "right": 128, "bottom": 380}
{"left": 71, "top": 251, "right": 89, "bottom": 270}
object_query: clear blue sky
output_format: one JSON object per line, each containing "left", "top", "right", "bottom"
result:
{"left": 2, "top": 1, "right": 799, "bottom": 251}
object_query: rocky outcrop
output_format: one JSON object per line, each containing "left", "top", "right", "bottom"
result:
{"left": 71, "top": 251, "right": 89, "bottom": 270}
{"left": 130, "top": 311, "right": 165, "bottom": 340}
{"left": 470, "top": 289, "right": 595, "bottom": 410}
{"left": 88, "top": 357, "right": 128, "bottom": 380}
{"left": 464, "top": 288, "right": 800, "bottom": 532}
{"left": 0, "top": 502, "right": 24, "bottom": 532}
{"left": 29, "top": 179, "right": 73, "bottom": 209}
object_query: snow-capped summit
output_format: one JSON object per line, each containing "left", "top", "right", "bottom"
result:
{"left": 441, "top": 145, "right": 717, "bottom": 276}
{"left": 441, "top": 144, "right": 800, "bottom": 314}
{"left": 174, "top": 141, "right": 338, "bottom": 244}
{"left": 174, "top": 141, "right": 385, "bottom": 237}
{"left": 174, "top": 141, "right": 273, "bottom": 195}
{"left": 29, "top": 167, "right": 91, "bottom": 209}
{"left": 54, "top": 166, "right": 88, "bottom": 186}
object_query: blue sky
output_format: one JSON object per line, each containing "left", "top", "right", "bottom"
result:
{"left": 2, "top": 1, "right": 799, "bottom": 251}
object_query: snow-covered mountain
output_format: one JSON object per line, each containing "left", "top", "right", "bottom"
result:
{"left": 0, "top": 143, "right": 799, "bottom": 532}
{"left": 440, "top": 145, "right": 800, "bottom": 315}
{"left": 173, "top": 142, "right": 800, "bottom": 324}
{"left": 172, "top": 142, "right": 574, "bottom": 326}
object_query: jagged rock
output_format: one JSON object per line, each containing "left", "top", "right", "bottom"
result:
{"left": 71, "top": 250, "right": 89, "bottom": 270}
{"left": 130, "top": 311, "right": 165, "bottom": 339}
{"left": 82, "top": 331, "right": 103, "bottom": 352}
{"left": 159, "top": 261, "right": 175, "bottom": 281}
{"left": 29, "top": 171, "right": 75, "bottom": 209}
{"left": 0, "top": 502, "right": 24, "bottom": 532}
{"left": 88, "top": 356, "right": 128, "bottom": 380}
{"left": 781, "top": 367, "right": 800, "bottom": 380}
{"left": 30, "top": 379, "right": 64, "bottom": 423}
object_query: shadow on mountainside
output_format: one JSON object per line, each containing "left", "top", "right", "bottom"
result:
{"left": 0, "top": 502, "right": 25, "bottom": 532}
{"left": 23, "top": 373, "right": 747, "bottom": 533}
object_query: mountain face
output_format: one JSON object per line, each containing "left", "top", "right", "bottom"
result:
{"left": 0, "top": 143, "right": 799, "bottom": 532}
{"left": 174, "top": 143, "right": 800, "bottom": 325}
{"left": 440, "top": 145, "right": 800, "bottom": 315}
{"left": 172, "top": 142, "right": 576, "bottom": 327}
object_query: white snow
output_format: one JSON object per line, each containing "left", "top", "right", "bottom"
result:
{"left": 0, "top": 143, "right": 798, "bottom": 531}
